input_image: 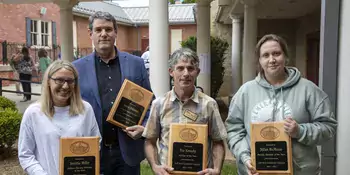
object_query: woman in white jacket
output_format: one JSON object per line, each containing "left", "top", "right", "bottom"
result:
{"left": 18, "top": 60, "right": 101, "bottom": 175}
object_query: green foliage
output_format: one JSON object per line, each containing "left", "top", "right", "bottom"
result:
{"left": 221, "top": 162, "right": 238, "bottom": 175}
{"left": 169, "top": 0, "right": 196, "bottom": 4}
{"left": 140, "top": 161, "right": 237, "bottom": 175}
{"left": 183, "top": 0, "right": 197, "bottom": 3}
{"left": 0, "top": 96, "right": 16, "bottom": 111}
{"left": 141, "top": 162, "right": 154, "bottom": 175}
{"left": 0, "top": 108, "right": 22, "bottom": 159}
{"left": 181, "top": 36, "right": 229, "bottom": 98}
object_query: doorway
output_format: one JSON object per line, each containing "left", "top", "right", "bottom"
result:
{"left": 306, "top": 31, "right": 320, "bottom": 86}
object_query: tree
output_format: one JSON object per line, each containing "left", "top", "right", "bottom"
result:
{"left": 181, "top": 36, "right": 229, "bottom": 98}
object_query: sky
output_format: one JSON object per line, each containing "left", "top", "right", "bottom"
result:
{"left": 112, "top": 0, "right": 150, "bottom": 7}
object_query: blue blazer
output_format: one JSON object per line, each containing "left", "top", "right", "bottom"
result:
{"left": 72, "top": 50, "right": 152, "bottom": 166}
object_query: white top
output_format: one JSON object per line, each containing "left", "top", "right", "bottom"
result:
{"left": 141, "top": 51, "right": 150, "bottom": 69}
{"left": 18, "top": 101, "right": 101, "bottom": 175}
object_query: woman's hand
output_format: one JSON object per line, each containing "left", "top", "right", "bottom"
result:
{"left": 244, "top": 160, "right": 259, "bottom": 175}
{"left": 284, "top": 117, "right": 300, "bottom": 138}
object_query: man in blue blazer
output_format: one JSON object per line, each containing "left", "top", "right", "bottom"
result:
{"left": 73, "top": 11, "right": 152, "bottom": 175}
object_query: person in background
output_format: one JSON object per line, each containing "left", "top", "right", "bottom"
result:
{"left": 15, "top": 47, "right": 37, "bottom": 102}
{"left": 225, "top": 34, "right": 337, "bottom": 175}
{"left": 18, "top": 60, "right": 101, "bottom": 175}
{"left": 38, "top": 48, "right": 52, "bottom": 79}
{"left": 141, "top": 46, "right": 150, "bottom": 72}
{"left": 73, "top": 11, "right": 152, "bottom": 175}
{"left": 143, "top": 48, "right": 227, "bottom": 175}
{"left": 10, "top": 48, "right": 22, "bottom": 95}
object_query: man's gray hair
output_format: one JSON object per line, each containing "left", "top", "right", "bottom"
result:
{"left": 168, "top": 48, "right": 199, "bottom": 69}
{"left": 88, "top": 11, "right": 118, "bottom": 32}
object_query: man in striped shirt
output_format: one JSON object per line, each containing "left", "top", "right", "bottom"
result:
{"left": 142, "top": 48, "right": 227, "bottom": 175}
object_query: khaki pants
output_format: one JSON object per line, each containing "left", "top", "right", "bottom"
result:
{"left": 13, "top": 71, "right": 21, "bottom": 92}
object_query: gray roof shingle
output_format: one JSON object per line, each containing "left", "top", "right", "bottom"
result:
{"left": 73, "top": 2, "right": 196, "bottom": 25}
{"left": 123, "top": 4, "right": 196, "bottom": 24}
{"left": 74, "top": 2, "right": 133, "bottom": 24}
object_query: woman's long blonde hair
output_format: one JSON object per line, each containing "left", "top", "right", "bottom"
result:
{"left": 40, "top": 60, "right": 84, "bottom": 117}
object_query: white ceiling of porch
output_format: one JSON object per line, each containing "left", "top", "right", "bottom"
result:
{"left": 217, "top": 0, "right": 320, "bottom": 24}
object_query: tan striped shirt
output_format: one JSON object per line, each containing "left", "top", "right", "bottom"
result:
{"left": 142, "top": 88, "right": 227, "bottom": 166}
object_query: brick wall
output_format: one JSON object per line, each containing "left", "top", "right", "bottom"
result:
{"left": 74, "top": 16, "right": 90, "bottom": 48}
{"left": 0, "top": 3, "right": 60, "bottom": 44}
{"left": 74, "top": 16, "right": 139, "bottom": 53}
{"left": 138, "top": 24, "right": 197, "bottom": 53}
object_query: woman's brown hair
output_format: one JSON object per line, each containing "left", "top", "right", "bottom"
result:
{"left": 38, "top": 48, "right": 48, "bottom": 58}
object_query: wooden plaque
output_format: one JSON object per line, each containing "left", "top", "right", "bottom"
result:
{"left": 59, "top": 136, "right": 100, "bottom": 175}
{"left": 168, "top": 123, "right": 208, "bottom": 175}
{"left": 106, "top": 79, "right": 153, "bottom": 129}
{"left": 251, "top": 122, "right": 293, "bottom": 175}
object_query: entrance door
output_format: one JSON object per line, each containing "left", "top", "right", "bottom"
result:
{"left": 141, "top": 39, "right": 149, "bottom": 53}
{"left": 306, "top": 32, "right": 320, "bottom": 86}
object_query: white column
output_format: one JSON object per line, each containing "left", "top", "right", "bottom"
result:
{"left": 336, "top": 0, "right": 350, "bottom": 174}
{"left": 56, "top": 0, "right": 76, "bottom": 62}
{"left": 149, "top": 0, "right": 169, "bottom": 97}
{"left": 242, "top": 2, "right": 257, "bottom": 83}
{"left": 196, "top": 0, "right": 211, "bottom": 96}
{"left": 230, "top": 17, "right": 242, "bottom": 94}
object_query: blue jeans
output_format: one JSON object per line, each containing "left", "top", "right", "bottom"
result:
{"left": 100, "top": 144, "right": 140, "bottom": 175}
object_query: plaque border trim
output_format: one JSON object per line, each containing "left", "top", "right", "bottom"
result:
{"left": 168, "top": 123, "right": 208, "bottom": 175}
{"left": 59, "top": 136, "right": 100, "bottom": 175}
{"left": 106, "top": 79, "right": 153, "bottom": 129}
{"left": 250, "top": 122, "right": 293, "bottom": 174}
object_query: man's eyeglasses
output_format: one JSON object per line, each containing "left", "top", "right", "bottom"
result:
{"left": 49, "top": 77, "right": 76, "bottom": 86}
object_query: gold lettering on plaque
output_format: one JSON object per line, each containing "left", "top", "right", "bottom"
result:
{"left": 179, "top": 128, "right": 198, "bottom": 141}
{"left": 70, "top": 141, "right": 90, "bottom": 155}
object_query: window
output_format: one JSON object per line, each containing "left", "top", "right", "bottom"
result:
{"left": 30, "top": 19, "right": 51, "bottom": 46}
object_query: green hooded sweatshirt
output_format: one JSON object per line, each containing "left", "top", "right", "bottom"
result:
{"left": 225, "top": 67, "right": 337, "bottom": 175}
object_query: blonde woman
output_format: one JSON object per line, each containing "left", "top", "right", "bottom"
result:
{"left": 18, "top": 60, "right": 101, "bottom": 175}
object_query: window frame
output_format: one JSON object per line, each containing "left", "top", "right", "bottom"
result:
{"left": 29, "top": 19, "right": 52, "bottom": 48}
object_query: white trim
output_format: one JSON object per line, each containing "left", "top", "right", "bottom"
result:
{"left": 170, "top": 29, "right": 182, "bottom": 54}
{"left": 30, "top": 19, "right": 52, "bottom": 47}
{"left": 73, "top": 21, "right": 77, "bottom": 49}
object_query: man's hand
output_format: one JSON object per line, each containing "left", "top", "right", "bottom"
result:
{"left": 151, "top": 164, "right": 173, "bottom": 175}
{"left": 197, "top": 168, "right": 220, "bottom": 175}
{"left": 284, "top": 117, "right": 300, "bottom": 138}
{"left": 123, "top": 125, "right": 144, "bottom": 140}
{"left": 244, "top": 160, "right": 259, "bottom": 175}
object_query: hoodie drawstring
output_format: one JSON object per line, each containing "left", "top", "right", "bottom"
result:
{"left": 271, "top": 87, "right": 285, "bottom": 122}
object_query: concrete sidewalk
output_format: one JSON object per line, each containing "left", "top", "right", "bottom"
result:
{"left": 2, "top": 84, "right": 42, "bottom": 113}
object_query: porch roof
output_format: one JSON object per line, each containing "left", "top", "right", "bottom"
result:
{"left": 215, "top": 0, "right": 320, "bottom": 24}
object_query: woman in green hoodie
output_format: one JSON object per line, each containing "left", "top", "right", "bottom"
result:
{"left": 225, "top": 34, "right": 337, "bottom": 175}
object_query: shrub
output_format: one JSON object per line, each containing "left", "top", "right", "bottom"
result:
{"left": 0, "top": 107, "right": 22, "bottom": 159}
{"left": 181, "top": 36, "right": 229, "bottom": 98}
{"left": 0, "top": 96, "right": 17, "bottom": 111}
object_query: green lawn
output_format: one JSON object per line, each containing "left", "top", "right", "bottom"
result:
{"left": 141, "top": 162, "right": 238, "bottom": 175}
